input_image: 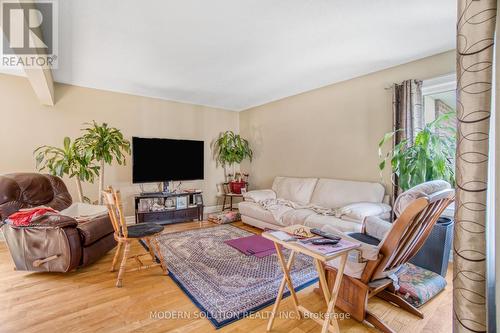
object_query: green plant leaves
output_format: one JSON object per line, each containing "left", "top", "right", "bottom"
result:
{"left": 33, "top": 121, "right": 130, "bottom": 184}
{"left": 212, "top": 130, "right": 253, "bottom": 167}
{"left": 378, "top": 112, "right": 456, "bottom": 191}
{"left": 78, "top": 121, "right": 131, "bottom": 166}
{"left": 33, "top": 137, "right": 99, "bottom": 183}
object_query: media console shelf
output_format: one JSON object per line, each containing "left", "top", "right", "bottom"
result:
{"left": 134, "top": 191, "right": 204, "bottom": 225}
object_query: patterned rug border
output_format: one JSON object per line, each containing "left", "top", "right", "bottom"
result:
{"left": 140, "top": 224, "right": 319, "bottom": 329}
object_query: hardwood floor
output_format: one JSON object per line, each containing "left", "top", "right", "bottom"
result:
{"left": 0, "top": 221, "right": 452, "bottom": 333}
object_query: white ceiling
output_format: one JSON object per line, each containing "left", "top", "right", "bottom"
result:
{"left": 2, "top": 0, "right": 456, "bottom": 111}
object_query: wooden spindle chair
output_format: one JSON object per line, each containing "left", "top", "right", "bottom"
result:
{"left": 322, "top": 183, "right": 455, "bottom": 333}
{"left": 102, "top": 187, "right": 168, "bottom": 287}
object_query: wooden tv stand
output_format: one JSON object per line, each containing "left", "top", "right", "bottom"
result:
{"left": 134, "top": 191, "right": 204, "bottom": 225}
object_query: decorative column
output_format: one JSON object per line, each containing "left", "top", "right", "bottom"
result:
{"left": 454, "top": 1, "right": 497, "bottom": 332}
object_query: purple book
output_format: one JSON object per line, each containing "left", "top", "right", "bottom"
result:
{"left": 224, "top": 234, "right": 278, "bottom": 258}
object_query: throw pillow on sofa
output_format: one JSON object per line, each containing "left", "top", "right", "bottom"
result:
{"left": 339, "top": 202, "right": 392, "bottom": 222}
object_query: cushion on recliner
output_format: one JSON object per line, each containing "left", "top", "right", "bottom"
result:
{"left": 127, "top": 223, "right": 164, "bottom": 238}
{"left": 77, "top": 215, "right": 115, "bottom": 246}
{"left": 0, "top": 173, "right": 72, "bottom": 220}
{"left": 393, "top": 180, "right": 451, "bottom": 217}
{"left": 348, "top": 232, "right": 381, "bottom": 246}
{"left": 395, "top": 263, "right": 447, "bottom": 307}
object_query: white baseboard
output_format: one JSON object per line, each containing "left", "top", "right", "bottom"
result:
{"left": 204, "top": 205, "right": 223, "bottom": 214}
{"left": 125, "top": 205, "right": 225, "bottom": 225}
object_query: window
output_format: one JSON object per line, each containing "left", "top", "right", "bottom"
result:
{"left": 422, "top": 73, "right": 456, "bottom": 216}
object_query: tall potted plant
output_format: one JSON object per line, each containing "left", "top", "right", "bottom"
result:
{"left": 378, "top": 112, "right": 456, "bottom": 192}
{"left": 34, "top": 137, "right": 99, "bottom": 202}
{"left": 212, "top": 131, "right": 253, "bottom": 193}
{"left": 79, "top": 121, "right": 131, "bottom": 204}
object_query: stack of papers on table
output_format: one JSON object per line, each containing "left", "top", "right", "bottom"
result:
{"left": 299, "top": 237, "right": 358, "bottom": 255}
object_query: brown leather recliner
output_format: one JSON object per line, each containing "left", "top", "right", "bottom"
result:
{"left": 0, "top": 173, "right": 116, "bottom": 272}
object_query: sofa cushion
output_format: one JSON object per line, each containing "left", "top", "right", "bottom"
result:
{"left": 272, "top": 177, "right": 318, "bottom": 205}
{"left": 238, "top": 201, "right": 282, "bottom": 226}
{"left": 77, "top": 215, "right": 115, "bottom": 246}
{"left": 310, "top": 179, "right": 385, "bottom": 209}
{"left": 340, "top": 202, "right": 392, "bottom": 222}
{"left": 281, "top": 209, "right": 317, "bottom": 226}
{"left": 304, "top": 214, "right": 362, "bottom": 233}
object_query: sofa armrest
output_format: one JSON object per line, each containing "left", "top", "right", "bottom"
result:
{"left": 362, "top": 215, "right": 392, "bottom": 241}
{"left": 242, "top": 189, "right": 277, "bottom": 203}
{"left": 340, "top": 202, "right": 392, "bottom": 222}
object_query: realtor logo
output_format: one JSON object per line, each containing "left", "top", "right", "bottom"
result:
{"left": 1, "top": 0, "right": 58, "bottom": 68}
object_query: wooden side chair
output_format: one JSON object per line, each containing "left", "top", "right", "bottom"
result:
{"left": 320, "top": 180, "right": 455, "bottom": 333}
{"left": 102, "top": 187, "right": 168, "bottom": 287}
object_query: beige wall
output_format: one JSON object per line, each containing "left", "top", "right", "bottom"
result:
{"left": 239, "top": 50, "right": 455, "bottom": 194}
{"left": 0, "top": 75, "right": 239, "bottom": 215}
{"left": 0, "top": 50, "right": 455, "bottom": 216}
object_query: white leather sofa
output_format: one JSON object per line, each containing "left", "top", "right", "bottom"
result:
{"left": 239, "top": 176, "right": 391, "bottom": 233}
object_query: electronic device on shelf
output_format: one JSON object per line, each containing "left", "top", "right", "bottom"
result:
{"left": 311, "top": 238, "right": 340, "bottom": 245}
{"left": 310, "top": 228, "right": 342, "bottom": 241}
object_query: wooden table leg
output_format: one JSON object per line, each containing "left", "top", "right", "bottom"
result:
{"left": 274, "top": 245, "right": 301, "bottom": 316}
{"left": 267, "top": 248, "right": 297, "bottom": 331}
{"left": 314, "top": 259, "right": 330, "bottom": 306}
{"left": 320, "top": 253, "right": 348, "bottom": 333}
{"left": 222, "top": 195, "right": 227, "bottom": 211}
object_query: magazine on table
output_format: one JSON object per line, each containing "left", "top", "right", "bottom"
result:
{"left": 298, "top": 237, "right": 358, "bottom": 255}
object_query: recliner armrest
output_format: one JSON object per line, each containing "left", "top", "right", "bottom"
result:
{"left": 362, "top": 215, "right": 392, "bottom": 241}
{"left": 321, "top": 225, "right": 380, "bottom": 261}
{"left": 242, "top": 189, "right": 277, "bottom": 203}
{"left": 7, "top": 214, "right": 78, "bottom": 229}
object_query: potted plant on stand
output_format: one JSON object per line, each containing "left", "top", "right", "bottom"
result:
{"left": 79, "top": 121, "right": 131, "bottom": 204}
{"left": 34, "top": 137, "right": 99, "bottom": 202}
{"left": 212, "top": 131, "right": 253, "bottom": 194}
{"left": 378, "top": 112, "right": 456, "bottom": 276}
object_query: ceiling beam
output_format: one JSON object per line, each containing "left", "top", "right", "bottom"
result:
{"left": 1, "top": 0, "right": 55, "bottom": 106}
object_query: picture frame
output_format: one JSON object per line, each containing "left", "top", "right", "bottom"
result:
{"left": 195, "top": 194, "right": 203, "bottom": 205}
{"left": 176, "top": 195, "right": 188, "bottom": 209}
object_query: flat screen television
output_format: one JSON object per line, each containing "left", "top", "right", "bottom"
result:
{"left": 132, "top": 137, "right": 204, "bottom": 183}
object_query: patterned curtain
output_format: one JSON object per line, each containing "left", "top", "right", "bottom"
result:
{"left": 392, "top": 79, "right": 424, "bottom": 200}
{"left": 455, "top": 1, "right": 497, "bottom": 332}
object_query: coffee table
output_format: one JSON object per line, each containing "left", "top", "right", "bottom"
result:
{"left": 262, "top": 225, "right": 359, "bottom": 333}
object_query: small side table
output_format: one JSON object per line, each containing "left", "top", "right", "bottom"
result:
{"left": 221, "top": 193, "right": 243, "bottom": 211}
{"left": 262, "top": 225, "right": 359, "bottom": 333}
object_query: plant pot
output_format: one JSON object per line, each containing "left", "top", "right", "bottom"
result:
{"left": 409, "top": 217, "right": 454, "bottom": 277}
{"left": 229, "top": 181, "right": 246, "bottom": 194}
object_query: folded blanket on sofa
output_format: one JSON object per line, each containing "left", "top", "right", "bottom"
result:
{"left": 257, "top": 198, "right": 392, "bottom": 225}
{"left": 258, "top": 198, "right": 348, "bottom": 223}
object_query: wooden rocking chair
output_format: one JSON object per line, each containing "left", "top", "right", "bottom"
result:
{"left": 102, "top": 187, "right": 168, "bottom": 287}
{"left": 321, "top": 180, "right": 455, "bottom": 333}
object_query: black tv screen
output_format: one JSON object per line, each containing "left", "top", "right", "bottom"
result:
{"left": 132, "top": 137, "right": 204, "bottom": 183}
